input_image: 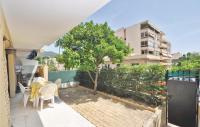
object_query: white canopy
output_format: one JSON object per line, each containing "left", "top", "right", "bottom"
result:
{"left": 1, "top": 0, "right": 109, "bottom": 49}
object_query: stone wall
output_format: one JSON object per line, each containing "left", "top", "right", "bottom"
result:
{"left": 0, "top": 5, "right": 11, "bottom": 127}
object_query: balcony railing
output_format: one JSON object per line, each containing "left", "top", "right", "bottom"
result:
{"left": 160, "top": 43, "right": 168, "bottom": 49}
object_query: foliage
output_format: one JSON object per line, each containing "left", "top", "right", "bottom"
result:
{"left": 172, "top": 52, "right": 200, "bottom": 71}
{"left": 55, "top": 55, "right": 64, "bottom": 64}
{"left": 48, "top": 59, "right": 57, "bottom": 71}
{"left": 35, "top": 56, "right": 48, "bottom": 65}
{"left": 55, "top": 21, "right": 131, "bottom": 92}
{"left": 35, "top": 56, "right": 58, "bottom": 71}
{"left": 99, "top": 64, "right": 166, "bottom": 91}
{"left": 79, "top": 64, "right": 166, "bottom": 105}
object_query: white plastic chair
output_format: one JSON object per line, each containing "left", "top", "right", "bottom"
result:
{"left": 18, "top": 82, "right": 30, "bottom": 107}
{"left": 39, "top": 84, "right": 56, "bottom": 110}
{"left": 54, "top": 78, "right": 62, "bottom": 88}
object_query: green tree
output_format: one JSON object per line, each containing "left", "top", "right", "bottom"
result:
{"left": 172, "top": 52, "right": 200, "bottom": 70}
{"left": 48, "top": 59, "right": 57, "bottom": 71}
{"left": 56, "top": 21, "right": 131, "bottom": 93}
{"left": 55, "top": 38, "right": 64, "bottom": 55}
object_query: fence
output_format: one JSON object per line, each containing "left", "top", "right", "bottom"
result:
{"left": 166, "top": 70, "right": 200, "bottom": 127}
{"left": 48, "top": 68, "right": 165, "bottom": 106}
{"left": 79, "top": 70, "right": 164, "bottom": 106}
{"left": 48, "top": 70, "right": 79, "bottom": 83}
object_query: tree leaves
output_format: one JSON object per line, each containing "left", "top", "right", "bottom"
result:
{"left": 56, "top": 21, "right": 131, "bottom": 92}
{"left": 56, "top": 21, "right": 131, "bottom": 71}
{"left": 172, "top": 52, "right": 200, "bottom": 71}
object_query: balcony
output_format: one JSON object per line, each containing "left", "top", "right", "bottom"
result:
{"left": 161, "top": 35, "right": 170, "bottom": 44}
{"left": 0, "top": 1, "right": 111, "bottom": 127}
{"left": 160, "top": 43, "right": 168, "bottom": 49}
{"left": 140, "top": 21, "right": 160, "bottom": 34}
{"left": 141, "top": 46, "right": 154, "bottom": 51}
{"left": 141, "top": 30, "right": 157, "bottom": 40}
{"left": 161, "top": 49, "right": 168, "bottom": 54}
{"left": 11, "top": 93, "right": 95, "bottom": 127}
{"left": 160, "top": 52, "right": 172, "bottom": 59}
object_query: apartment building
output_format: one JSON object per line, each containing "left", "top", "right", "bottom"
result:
{"left": 115, "top": 20, "right": 172, "bottom": 66}
{"left": 171, "top": 52, "right": 182, "bottom": 65}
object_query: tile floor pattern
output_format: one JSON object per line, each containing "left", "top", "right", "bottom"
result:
{"left": 10, "top": 93, "right": 95, "bottom": 127}
{"left": 59, "top": 86, "right": 154, "bottom": 127}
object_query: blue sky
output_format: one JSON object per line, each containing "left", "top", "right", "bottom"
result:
{"left": 44, "top": 0, "right": 200, "bottom": 54}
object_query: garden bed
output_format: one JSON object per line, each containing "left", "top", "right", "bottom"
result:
{"left": 59, "top": 86, "right": 155, "bottom": 127}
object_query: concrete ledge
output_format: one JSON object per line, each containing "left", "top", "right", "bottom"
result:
{"left": 58, "top": 81, "right": 80, "bottom": 89}
{"left": 143, "top": 108, "right": 162, "bottom": 127}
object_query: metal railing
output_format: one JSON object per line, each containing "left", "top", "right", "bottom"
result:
{"left": 166, "top": 70, "right": 200, "bottom": 82}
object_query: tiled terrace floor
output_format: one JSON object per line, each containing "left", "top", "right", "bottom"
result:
{"left": 59, "top": 86, "right": 154, "bottom": 127}
{"left": 10, "top": 93, "right": 95, "bottom": 127}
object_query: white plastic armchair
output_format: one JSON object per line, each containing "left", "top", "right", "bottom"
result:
{"left": 18, "top": 82, "right": 30, "bottom": 107}
{"left": 39, "top": 84, "right": 56, "bottom": 110}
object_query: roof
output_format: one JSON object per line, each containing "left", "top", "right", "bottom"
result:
{"left": 1, "top": 0, "right": 110, "bottom": 50}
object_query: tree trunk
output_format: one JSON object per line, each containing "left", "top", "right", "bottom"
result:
{"left": 87, "top": 68, "right": 99, "bottom": 94}
{"left": 93, "top": 71, "right": 99, "bottom": 94}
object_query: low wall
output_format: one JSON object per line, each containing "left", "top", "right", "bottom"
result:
{"left": 48, "top": 70, "right": 79, "bottom": 83}
{"left": 143, "top": 107, "right": 162, "bottom": 127}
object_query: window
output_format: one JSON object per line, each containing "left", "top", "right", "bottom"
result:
{"left": 141, "top": 41, "right": 155, "bottom": 48}
{"left": 148, "top": 51, "right": 154, "bottom": 55}
{"left": 141, "top": 33, "right": 145, "bottom": 38}
{"left": 144, "top": 31, "right": 148, "bottom": 37}
{"left": 141, "top": 50, "right": 148, "bottom": 54}
{"left": 155, "top": 51, "right": 160, "bottom": 56}
{"left": 141, "top": 32, "right": 148, "bottom": 38}
{"left": 141, "top": 41, "right": 148, "bottom": 47}
{"left": 148, "top": 41, "right": 154, "bottom": 48}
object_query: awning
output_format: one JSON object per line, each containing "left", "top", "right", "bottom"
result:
{"left": 1, "top": 0, "right": 110, "bottom": 50}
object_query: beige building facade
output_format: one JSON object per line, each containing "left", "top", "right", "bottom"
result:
{"left": 115, "top": 20, "right": 172, "bottom": 66}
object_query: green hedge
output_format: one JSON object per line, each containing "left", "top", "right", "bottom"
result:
{"left": 48, "top": 65, "right": 166, "bottom": 106}
{"left": 79, "top": 64, "right": 166, "bottom": 106}
{"left": 98, "top": 64, "right": 166, "bottom": 91}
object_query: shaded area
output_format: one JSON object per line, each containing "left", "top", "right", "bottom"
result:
{"left": 11, "top": 93, "right": 95, "bottom": 127}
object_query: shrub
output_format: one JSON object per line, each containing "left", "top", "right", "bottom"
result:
{"left": 79, "top": 64, "right": 166, "bottom": 106}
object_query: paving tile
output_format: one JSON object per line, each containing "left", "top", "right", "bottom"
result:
{"left": 10, "top": 93, "right": 95, "bottom": 127}
{"left": 60, "top": 86, "right": 154, "bottom": 127}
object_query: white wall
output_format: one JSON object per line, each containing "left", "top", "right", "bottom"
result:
{"left": 126, "top": 24, "right": 141, "bottom": 55}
